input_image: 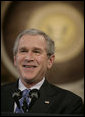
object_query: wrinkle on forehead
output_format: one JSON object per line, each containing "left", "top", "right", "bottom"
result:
{"left": 18, "top": 34, "right": 47, "bottom": 50}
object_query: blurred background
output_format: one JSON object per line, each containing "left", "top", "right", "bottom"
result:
{"left": 1, "top": 1, "right": 84, "bottom": 101}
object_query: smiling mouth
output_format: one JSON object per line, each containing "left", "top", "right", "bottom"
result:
{"left": 23, "top": 65, "right": 37, "bottom": 68}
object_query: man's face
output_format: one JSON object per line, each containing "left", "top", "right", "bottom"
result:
{"left": 14, "top": 34, "right": 54, "bottom": 86}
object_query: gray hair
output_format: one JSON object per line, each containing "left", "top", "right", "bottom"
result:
{"left": 13, "top": 29, "right": 55, "bottom": 56}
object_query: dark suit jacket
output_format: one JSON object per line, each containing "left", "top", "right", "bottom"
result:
{"left": 1, "top": 80, "right": 84, "bottom": 115}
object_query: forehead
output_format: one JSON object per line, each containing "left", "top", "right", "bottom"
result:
{"left": 18, "top": 34, "right": 47, "bottom": 49}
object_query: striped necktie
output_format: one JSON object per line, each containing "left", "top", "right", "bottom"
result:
{"left": 15, "top": 89, "right": 30, "bottom": 113}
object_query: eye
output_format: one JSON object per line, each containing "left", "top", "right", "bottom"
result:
{"left": 34, "top": 50, "right": 40, "bottom": 53}
{"left": 33, "top": 50, "right": 41, "bottom": 55}
{"left": 20, "top": 50, "right": 26, "bottom": 52}
{"left": 19, "top": 49, "right": 28, "bottom": 53}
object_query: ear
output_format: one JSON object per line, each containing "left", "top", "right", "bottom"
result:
{"left": 47, "top": 54, "right": 55, "bottom": 69}
{"left": 14, "top": 56, "right": 17, "bottom": 66}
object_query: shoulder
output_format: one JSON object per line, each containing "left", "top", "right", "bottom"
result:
{"left": 1, "top": 81, "right": 18, "bottom": 93}
{"left": 47, "top": 81, "right": 84, "bottom": 114}
{"left": 45, "top": 80, "right": 83, "bottom": 102}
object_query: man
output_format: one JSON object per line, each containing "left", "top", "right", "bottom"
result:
{"left": 1, "top": 29, "right": 84, "bottom": 115}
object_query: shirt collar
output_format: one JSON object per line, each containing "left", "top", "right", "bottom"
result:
{"left": 18, "top": 78, "right": 45, "bottom": 91}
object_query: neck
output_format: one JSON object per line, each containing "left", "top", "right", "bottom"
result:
{"left": 19, "top": 78, "right": 45, "bottom": 89}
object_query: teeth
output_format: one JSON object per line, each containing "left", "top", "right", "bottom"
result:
{"left": 23, "top": 65, "right": 36, "bottom": 68}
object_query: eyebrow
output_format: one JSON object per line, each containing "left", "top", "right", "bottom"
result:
{"left": 33, "top": 47, "right": 43, "bottom": 50}
{"left": 19, "top": 47, "right": 44, "bottom": 51}
{"left": 19, "top": 47, "right": 28, "bottom": 51}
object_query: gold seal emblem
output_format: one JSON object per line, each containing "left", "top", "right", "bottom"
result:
{"left": 27, "top": 3, "right": 84, "bottom": 62}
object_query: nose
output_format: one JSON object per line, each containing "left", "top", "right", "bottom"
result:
{"left": 24, "top": 51, "right": 34, "bottom": 62}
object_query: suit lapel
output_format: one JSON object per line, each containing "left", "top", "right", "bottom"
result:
{"left": 5, "top": 80, "right": 56, "bottom": 113}
{"left": 6, "top": 81, "right": 18, "bottom": 112}
{"left": 29, "top": 80, "right": 56, "bottom": 113}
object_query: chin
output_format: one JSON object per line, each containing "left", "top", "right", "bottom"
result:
{"left": 23, "top": 76, "right": 36, "bottom": 83}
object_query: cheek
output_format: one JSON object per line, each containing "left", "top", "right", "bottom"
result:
{"left": 15, "top": 56, "right": 23, "bottom": 66}
{"left": 36, "top": 56, "right": 42, "bottom": 63}
{"left": 37, "top": 56, "right": 48, "bottom": 68}
{"left": 36, "top": 56, "right": 46, "bottom": 63}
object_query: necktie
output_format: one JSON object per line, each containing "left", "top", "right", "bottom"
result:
{"left": 15, "top": 89, "right": 30, "bottom": 113}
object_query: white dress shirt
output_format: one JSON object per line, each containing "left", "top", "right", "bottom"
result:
{"left": 14, "top": 77, "right": 45, "bottom": 112}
